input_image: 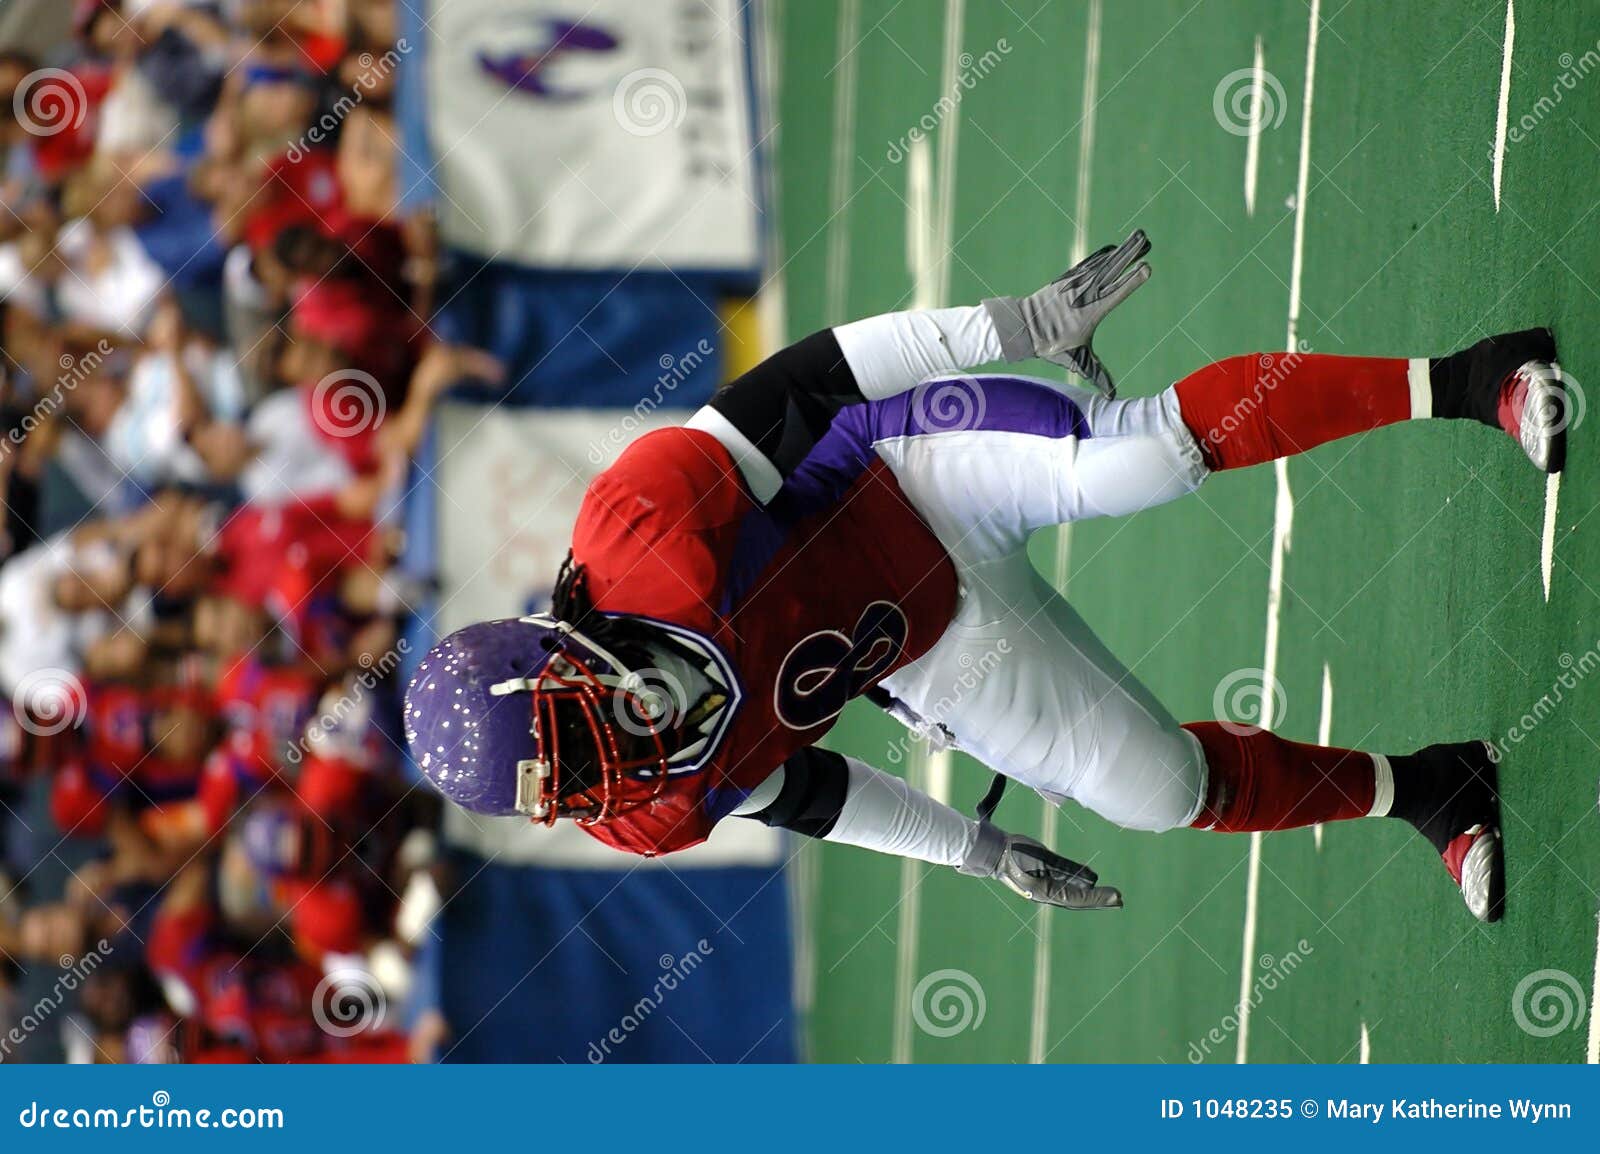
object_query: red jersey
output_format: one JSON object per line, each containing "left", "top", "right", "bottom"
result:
{"left": 574, "top": 426, "right": 957, "bottom": 855}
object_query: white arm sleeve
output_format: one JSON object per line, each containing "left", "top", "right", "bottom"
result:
{"left": 832, "top": 305, "right": 1005, "bottom": 401}
{"left": 732, "top": 757, "right": 978, "bottom": 867}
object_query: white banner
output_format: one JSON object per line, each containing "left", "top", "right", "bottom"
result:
{"left": 424, "top": 0, "right": 760, "bottom": 272}
{"left": 430, "top": 403, "right": 783, "bottom": 868}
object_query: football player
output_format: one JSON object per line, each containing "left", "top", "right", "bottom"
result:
{"left": 406, "top": 231, "right": 1565, "bottom": 923}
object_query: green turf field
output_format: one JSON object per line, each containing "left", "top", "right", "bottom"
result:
{"left": 772, "top": 0, "right": 1600, "bottom": 1063}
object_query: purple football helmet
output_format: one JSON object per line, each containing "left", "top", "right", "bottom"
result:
{"left": 404, "top": 615, "right": 741, "bottom": 826}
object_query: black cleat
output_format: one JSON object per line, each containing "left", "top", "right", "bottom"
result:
{"left": 1430, "top": 329, "right": 1566, "bottom": 474}
{"left": 1403, "top": 741, "right": 1504, "bottom": 923}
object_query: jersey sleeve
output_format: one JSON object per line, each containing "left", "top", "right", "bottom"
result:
{"left": 572, "top": 427, "right": 752, "bottom": 633}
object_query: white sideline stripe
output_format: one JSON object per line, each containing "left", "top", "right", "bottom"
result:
{"left": 1587, "top": 913, "right": 1600, "bottom": 1062}
{"left": 1492, "top": 0, "right": 1515, "bottom": 212}
{"left": 1407, "top": 358, "right": 1432, "bottom": 419}
{"left": 824, "top": 0, "right": 861, "bottom": 321}
{"left": 1541, "top": 470, "right": 1560, "bottom": 602}
{"left": 891, "top": 0, "right": 966, "bottom": 1065}
{"left": 1030, "top": 0, "right": 1102, "bottom": 1065}
{"left": 1238, "top": 0, "right": 1321, "bottom": 1067}
{"left": 1314, "top": 663, "right": 1333, "bottom": 851}
{"left": 1244, "top": 36, "right": 1264, "bottom": 217}
{"left": 1359, "top": 1021, "right": 1371, "bottom": 1063}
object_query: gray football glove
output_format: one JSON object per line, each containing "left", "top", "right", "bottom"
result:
{"left": 982, "top": 229, "right": 1152, "bottom": 398}
{"left": 957, "top": 820, "right": 1123, "bottom": 910}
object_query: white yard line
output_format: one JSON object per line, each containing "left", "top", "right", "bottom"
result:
{"left": 1314, "top": 662, "right": 1333, "bottom": 851}
{"left": 1541, "top": 470, "right": 1560, "bottom": 602}
{"left": 1026, "top": 799, "right": 1059, "bottom": 1064}
{"left": 1237, "top": 0, "right": 1321, "bottom": 1066}
{"left": 1244, "top": 35, "right": 1265, "bottom": 216}
{"left": 1071, "top": 0, "right": 1103, "bottom": 266}
{"left": 934, "top": 0, "right": 966, "bottom": 306}
{"left": 824, "top": 0, "right": 862, "bottom": 321}
{"left": 1359, "top": 1020, "right": 1371, "bottom": 1063}
{"left": 1587, "top": 913, "right": 1600, "bottom": 1062}
{"left": 1029, "top": 0, "right": 1103, "bottom": 1066}
{"left": 1491, "top": 0, "right": 1515, "bottom": 212}
{"left": 891, "top": 2, "right": 967, "bottom": 1062}
{"left": 891, "top": 839, "right": 927, "bottom": 1063}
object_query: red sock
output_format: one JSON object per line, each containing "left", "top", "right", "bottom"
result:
{"left": 1184, "top": 721, "right": 1377, "bottom": 832}
{"left": 1174, "top": 352, "right": 1415, "bottom": 471}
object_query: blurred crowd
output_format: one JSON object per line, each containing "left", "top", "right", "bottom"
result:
{"left": 0, "top": 0, "right": 499, "bottom": 1062}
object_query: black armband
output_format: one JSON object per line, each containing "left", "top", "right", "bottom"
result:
{"left": 707, "top": 329, "right": 863, "bottom": 475}
{"left": 740, "top": 746, "right": 851, "bottom": 840}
